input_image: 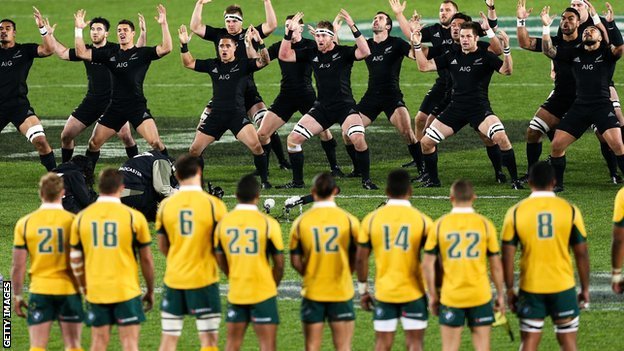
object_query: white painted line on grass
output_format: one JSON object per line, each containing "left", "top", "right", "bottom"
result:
{"left": 224, "top": 194, "right": 521, "bottom": 199}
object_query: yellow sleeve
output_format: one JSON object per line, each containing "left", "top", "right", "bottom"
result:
{"left": 358, "top": 212, "right": 373, "bottom": 247}
{"left": 70, "top": 214, "right": 82, "bottom": 248}
{"left": 13, "top": 216, "right": 27, "bottom": 248}
{"left": 613, "top": 188, "right": 624, "bottom": 226}
{"left": 501, "top": 205, "right": 518, "bottom": 246}
{"left": 268, "top": 217, "right": 284, "bottom": 253}
{"left": 289, "top": 216, "right": 303, "bottom": 254}
{"left": 213, "top": 197, "right": 228, "bottom": 223}
{"left": 423, "top": 219, "right": 440, "bottom": 254}
{"left": 486, "top": 218, "right": 500, "bottom": 255}
{"left": 571, "top": 204, "right": 588, "bottom": 245}
{"left": 133, "top": 210, "right": 152, "bottom": 246}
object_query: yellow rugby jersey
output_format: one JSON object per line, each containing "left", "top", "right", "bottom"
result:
{"left": 156, "top": 186, "right": 227, "bottom": 289}
{"left": 215, "top": 204, "right": 283, "bottom": 305}
{"left": 613, "top": 187, "right": 624, "bottom": 226}
{"left": 359, "top": 199, "right": 432, "bottom": 303}
{"left": 13, "top": 204, "right": 76, "bottom": 295}
{"left": 424, "top": 208, "right": 500, "bottom": 308}
{"left": 70, "top": 196, "right": 151, "bottom": 304}
{"left": 289, "top": 201, "right": 359, "bottom": 302}
{"left": 501, "top": 191, "right": 587, "bottom": 294}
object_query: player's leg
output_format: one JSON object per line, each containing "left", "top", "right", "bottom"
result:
{"left": 86, "top": 123, "right": 117, "bottom": 169}
{"left": 159, "top": 312, "right": 184, "bottom": 350}
{"left": 469, "top": 326, "right": 491, "bottom": 351}
{"left": 342, "top": 113, "right": 378, "bottom": 189}
{"left": 600, "top": 127, "right": 624, "bottom": 186}
{"left": 593, "top": 129, "right": 620, "bottom": 183}
{"left": 225, "top": 322, "right": 248, "bottom": 351}
{"left": 420, "top": 119, "right": 455, "bottom": 187}
{"left": 189, "top": 132, "right": 216, "bottom": 158}
{"left": 28, "top": 322, "right": 53, "bottom": 350}
{"left": 59, "top": 322, "right": 83, "bottom": 350}
{"left": 115, "top": 296, "right": 145, "bottom": 351}
{"left": 344, "top": 113, "right": 372, "bottom": 178}
{"left": 329, "top": 321, "right": 354, "bottom": 351}
{"left": 399, "top": 298, "right": 428, "bottom": 351}
{"left": 319, "top": 129, "right": 343, "bottom": 176}
{"left": 251, "top": 297, "right": 279, "bottom": 351}
{"left": 90, "top": 326, "right": 112, "bottom": 351}
{"left": 118, "top": 324, "right": 141, "bottom": 351}
{"left": 250, "top": 101, "right": 288, "bottom": 169}
{"left": 60, "top": 116, "right": 88, "bottom": 163}
{"left": 116, "top": 122, "right": 139, "bottom": 159}
{"left": 253, "top": 323, "right": 278, "bottom": 351}
{"left": 18, "top": 115, "right": 56, "bottom": 171}
{"left": 525, "top": 95, "right": 566, "bottom": 179}
{"left": 279, "top": 115, "right": 324, "bottom": 188}
{"left": 549, "top": 108, "right": 586, "bottom": 191}
{"left": 476, "top": 131, "right": 505, "bottom": 183}
{"left": 373, "top": 301, "right": 399, "bottom": 351}
{"left": 236, "top": 124, "right": 271, "bottom": 188}
{"left": 303, "top": 322, "right": 324, "bottom": 351}
{"left": 517, "top": 289, "right": 548, "bottom": 351}
{"left": 389, "top": 106, "right": 421, "bottom": 169}
{"left": 135, "top": 119, "right": 166, "bottom": 153}
{"left": 257, "top": 110, "right": 286, "bottom": 174}
{"left": 440, "top": 326, "right": 462, "bottom": 351}
{"left": 58, "top": 294, "right": 85, "bottom": 350}
{"left": 478, "top": 115, "right": 521, "bottom": 188}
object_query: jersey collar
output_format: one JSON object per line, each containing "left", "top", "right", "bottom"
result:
{"left": 235, "top": 204, "right": 258, "bottom": 211}
{"left": 451, "top": 207, "right": 475, "bottom": 213}
{"left": 529, "top": 191, "right": 556, "bottom": 198}
{"left": 97, "top": 196, "right": 121, "bottom": 203}
{"left": 179, "top": 185, "right": 203, "bottom": 192}
{"left": 313, "top": 201, "right": 336, "bottom": 208}
{"left": 386, "top": 199, "right": 411, "bottom": 207}
{"left": 40, "top": 203, "right": 64, "bottom": 210}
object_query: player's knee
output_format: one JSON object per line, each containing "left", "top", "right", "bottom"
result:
{"left": 424, "top": 126, "right": 445, "bottom": 145}
{"left": 290, "top": 123, "right": 312, "bottom": 145}
{"left": 347, "top": 125, "right": 366, "bottom": 147}
{"left": 188, "top": 144, "right": 203, "bottom": 157}
{"left": 161, "top": 312, "right": 183, "bottom": 337}
{"left": 529, "top": 116, "right": 551, "bottom": 136}
{"left": 415, "top": 113, "right": 428, "bottom": 125}
{"left": 550, "top": 138, "right": 567, "bottom": 155}
{"left": 519, "top": 319, "right": 544, "bottom": 333}
{"left": 526, "top": 128, "right": 543, "bottom": 143}
{"left": 614, "top": 100, "right": 621, "bottom": 110}
{"left": 554, "top": 316, "right": 579, "bottom": 334}
{"left": 25, "top": 124, "right": 46, "bottom": 144}
{"left": 60, "top": 130, "right": 74, "bottom": 145}
{"left": 252, "top": 108, "right": 267, "bottom": 126}
{"left": 196, "top": 313, "right": 221, "bottom": 335}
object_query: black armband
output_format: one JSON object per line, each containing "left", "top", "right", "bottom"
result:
{"left": 351, "top": 25, "right": 362, "bottom": 39}
{"left": 181, "top": 43, "right": 189, "bottom": 53}
{"left": 284, "top": 30, "right": 293, "bottom": 41}
{"left": 488, "top": 18, "right": 498, "bottom": 29}
{"left": 258, "top": 42, "right": 266, "bottom": 50}
{"left": 608, "top": 24, "right": 624, "bottom": 47}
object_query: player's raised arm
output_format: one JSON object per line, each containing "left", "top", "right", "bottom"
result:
{"left": 540, "top": 6, "right": 557, "bottom": 59}
{"left": 261, "top": 0, "right": 277, "bottom": 36}
{"left": 178, "top": 25, "right": 196, "bottom": 69}
{"left": 190, "top": 0, "right": 211, "bottom": 38}
{"left": 278, "top": 12, "right": 303, "bottom": 62}
{"left": 155, "top": 4, "right": 172, "bottom": 57}
{"left": 137, "top": 12, "right": 147, "bottom": 47}
{"left": 340, "top": 9, "right": 370, "bottom": 60}
{"left": 605, "top": 2, "right": 624, "bottom": 58}
{"left": 389, "top": 0, "right": 412, "bottom": 40}
{"left": 479, "top": 12, "right": 502, "bottom": 55}
{"left": 33, "top": 7, "right": 54, "bottom": 57}
{"left": 516, "top": 0, "right": 539, "bottom": 50}
{"left": 485, "top": 0, "right": 498, "bottom": 29}
{"left": 45, "top": 17, "right": 71, "bottom": 60}
{"left": 248, "top": 26, "right": 270, "bottom": 68}
{"left": 74, "top": 9, "right": 92, "bottom": 61}
{"left": 244, "top": 27, "right": 259, "bottom": 59}
{"left": 11, "top": 248, "right": 28, "bottom": 317}
{"left": 411, "top": 29, "right": 436, "bottom": 71}
{"left": 498, "top": 30, "right": 513, "bottom": 75}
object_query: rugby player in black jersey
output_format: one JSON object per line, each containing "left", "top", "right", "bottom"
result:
{"left": 413, "top": 21, "right": 522, "bottom": 189}
{"left": 0, "top": 8, "right": 56, "bottom": 171}
{"left": 74, "top": 6, "right": 172, "bottom": 168}
{"left": 180, "top": 25, "right": 272, "bottom": 189}
{"left": 278, "top": 11, "right": 378, "bottom": 190}
{"left": 190, "top": 0, "right": 291, "bottom": 170}
{"left": 541, "top": 5, "right": 624, "bottom": 192}
{"left": 51, "top": 12, "right": 145, "bottom": 163}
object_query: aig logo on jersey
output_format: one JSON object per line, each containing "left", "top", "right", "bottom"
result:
{"left": 582, "top": 64, "right": 594, "bottom": 70}
{"left": 459, "top": 66, "right": 471, "bottom": 72}
{"left": 0, "top": 61, "right": 12, "bottom": 67}
{"left": 372, "top": 55, "right": 384, "bottom": 62}
{"left": 116, "top": 62, "right": 129, "bottom": 68}
{"left": 219, "top": 74, "right": 231, "bottom": 80}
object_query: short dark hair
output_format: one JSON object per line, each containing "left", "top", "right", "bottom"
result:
{"left": 117, "top": 19, "right": 135, "bottom": 31}
{"left": 450, "top": 179, "right": 474, "bottom": 202}
{"left": 376, "top": 11, "right": 393, "bottom": 33}
{"left": 225, "top": 5, "right": 243, "bottom": 17}
{"left": 460, "top": 21, "right": 481, "bottom": 36}
{"left": 0, "top": 19, "right": 16, "bottom": 30}
{"left": 236, "top": 174, "right": 260, "bottom": 203}
{"left": 442, "top": 0, "right": 459, "bottom": 11}
{"left": 386, "top": 169, "right": 411, "bottom": 197}
{"left": 219, "top": 36, "right": 237, "bottom": 45}
{"left": 312, "top": 172, "right": 337, "bottom": 198}
{"left": 451, "top": 12, "right": 472, "bottom": 23}
{"left": 286, "top": 14, "right": 304, "bottom": 24}
{"left": 562, "top": 7, "right": 581, "bottom": 21}
{"left": 316, "top": 20, "right": 333, "bottom": 30}
{"left": 98, "top": 168, "right": 124, "bottom": 195}
{"left": 528, "top": 161, "right": 555, "bottom": 189}
{"left": 90, "top": 17, "right": 110, "bottom": 31}
{"left": 175, "top": 154, "right": 201, "bottom": 181}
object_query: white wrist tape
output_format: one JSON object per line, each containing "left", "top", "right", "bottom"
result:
{"left": 542, "top": 26, "right": 551, "bottom": 36}
{"left": 39, "top": 26, "right": 48, "bottom": 36}
{"left": 613, "top": 273, "right": 623, "bottom": 284}
{"left": 75, "top": 27, "right": 83, "bottom": 38}
{"left": 486, "top": 28, "right": 495, "bottom": 38}
{"left": 592, "top": 14, "right": 601, "bottom": 25}
{"left": 357, "top": 281, "right": 368, "bottom": 295}
{"left": 517, "top": 18, "right": 526, "bottom": 27}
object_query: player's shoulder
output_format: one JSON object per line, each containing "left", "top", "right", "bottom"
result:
{"left": 616, "top": 187, "right": 624, "bottom": 201}
{"left": 265, "top": 213, "right": 281, "bottom": 229}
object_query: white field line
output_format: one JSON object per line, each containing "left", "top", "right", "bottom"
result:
{"left": 225, "top": 194, "right": 521, "bottom": 199}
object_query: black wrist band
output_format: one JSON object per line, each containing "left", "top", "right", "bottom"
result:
{"left": 258, "top": 43, "right": 266, "bottom": 50}
{"left": 351, "top": 25, "right": 362, "bottom": 38}
{"left": 284, "top": 30, "right": 293, "bottom": 40}
{"left": 181, "top": 43, "right": 189, "bottom": 53}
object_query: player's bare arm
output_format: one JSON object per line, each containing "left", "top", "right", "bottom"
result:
{"left": 612, "top": 226, "right": 624, "bottom": 293}
{"left": 332, "top": 13, "right": 343, "bottom": 44}
{"left": 271, "top": 253, "right": 284, "bottom": 286}
{"left": 541, "top": 6, "right": 557, "bottom": 59}
{"left": 290, "top": 253, "right": 305, "bottom": 275}
{"left": 389, "top": 0, "right": 412, "bottom": 40}
{"left": 502, "top": 244, "right": 518, "bottom": 312}
{"left": 605, "top": 2, "right": 624, "bottom": 57}
{"left": 10, "top": 248, "right": 28, "bottom": 318}
{"left": 261, "top": 0, "right": 278, "bottom": 36}
{"left": 33, "top": 7, "right": 54, "bottom": 57}
{"left": 485, "top": 0, "right": 497, "bottom": 28}
{"left": 179, "top": 25, "right": 196, "bottom": 69}
{"left": 489, "top": 254, "right": 506, "bottom": 315}
{"left": 411, "top": 29, "right": 436, "bottom": 72}
{"left": 74, "top": 9, "right": 92, "bottom": 61}
{"left": 190, "top": 0, "right": 211, "bottom": 38}
{"left": 498, "top": 29, "right": 513, "bottom": 75}
{"left": 46, "top": 17, "right": 72, "bottom": 60}
{"left": 248, "top": 25, "right": 270, "bottom": 68}
{"left": 278, "top": 12, "right": 303, "bottom": 62}
{"left": 69, "top": 247, "right": 87, "bottom": 295}
{"left": 244, "top": 27, "right": 259, "bottom": 59}
{"left": 216, "top": 252, "right": 229, "bottom": 276}
{"left": 573, "top": 242, "right": 590, "bottom": 309}
{"left": 158, "top": 232, "right": 171, "bottom": 256}
{"left": 139, "top": 245, "right": 155, "bottom": 312}
{"left": 355, "top": 246, "right": 374, "bottom": 311}
{"left": 422, "top": 253, "right": 439, "bottom": 315}
{"left": 137, "top": 12, "right": 147, "bottom": 47}
{"left": 516, "top": 0, "right": 538, "bottom": 50}
{"left": 340, "top": 9, "right": 370, "bottom": 60}
{"left": 480, "top": 11, "right": 502, "bottom": 55}
{"left": 155, "top": 4, "right": 172, "bottom": 57}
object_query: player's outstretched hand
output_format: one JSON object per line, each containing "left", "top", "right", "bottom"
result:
{"left": 307, "top": 24, "right": 316, "bottom": 37}
{"left": 540, "top": 6, "right": 555, "bottom": 27}
{"left": 179, "top": 24, "right": 191, "bottom": 44}
{"left": 74, "top": 9, "right": 90, "bottom": 29}
{"left": 339, "top": 9, "right": 355, "bottom": 27}
{"left": 197, "top": 0, "right": 212, "bottom": 4}
{"left": 479, "top": 11, "right": 491, "bottom": 31}
{"left": 485, "top": 0, "right": 495, "bottom": 8}
{"left": 287, "top": 12, "right": 304, "bottom": 32}
{"left": 33, "top": 7, "right": 45, "bottom": 28}
{"left": 333, "top": 13, "right": 343, "bottom": 35}
{"left": 143, "top": 291, "right": 154, "bottom": 312}
{"left": 43, "top": 17, "right": 56, "bottom": 36}
{"left": 517, "top": 0, "right": 533, "bottom": 19}
{"left": 585, "top": 0, "right": 598, "bottom": 17}
{"left": 155, "top": 4, "right": 167, "bottom": 24}
{"left": 497, "top": 29, "right": 510, "bottom": 47}
{"left": 605, "top": 2, "right": 614, "bottom": 22}
{"left": 389, "top": 0, "right": 407, "bottom": 16}
{"left": 138, "top": 13, "right": 146, "bottom": 32}
{"left": 360, "top": 293, "right": 375, "bottom": 311}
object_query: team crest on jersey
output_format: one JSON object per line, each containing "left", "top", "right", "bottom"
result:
{"left": 230, "top": 64, "right": 240, "bottom": 72}
{"left": 375, "top": 307, "right": 383, "bottom": 317}
{"left": 474, "top": 58, "right": 483, "bottom": 65}
{"left": 161, "top": 299, "right": 169, "bottom": 308}
{"left": 595, "top": 54, "right": 603, "bottom": 63}
{"left": 443, "top": 310, "right": 455, "bottom": 321}
{"left": 12, "top": 50, "right": 22, "bottom": 59}
{"left": 129, "top": 53, "right": 138, "bottom": 61}
{"left": 109, "top": 56, "right": 116, "bottom": 62}
{"left": 384, "top": 46, "right": 392, "bottom": 53}
{"left": 332, "top": 53, "right": 341, "bottom": 61}
{"left": 87, "top": 311, "right": 95, "bottom": 321}
{"left": 32, "top": 310, "right": 43, "bottom": 322}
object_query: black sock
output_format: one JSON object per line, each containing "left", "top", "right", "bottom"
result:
{"left": 262, "top": 143, "right": 272, "bottom": 170}
{"left": 321, "top": 138, "right": 338, "bottom": 169}
{"left": 345, "top": 144, "right": 358, "bottom": 173}
{"left": 160, "top": 147, "right": 169, "bottom": 156}
{"left": 408, "top": 142, "right": 423, "bottom": 170}
{"left": 40, "top": 151, "right": 56, "bottom": 171}
{"left": 85, "top": 149, "right": 100, "bottom": 170}
{"left": 486, "top": 144, "right": 503, "bottom": 173}
{"left": 600, "top": 142, "right": 618, "bottom": 177}
{"left": 546, "top": 130, "right": 555, "bottom": 141}
{"left": 423, "top": 151, "right": 439, "bottom": 183}
{"left": 254, "top": 153, "right": 269, "bottom": 183}
{"left": 356, "top": 148, "right": 371, "bottom": 180}
{"left": 501, "top": 149, "right": 519, "bottom": 181}
{"left": 550, "top": 155, "right": 566, "bottom": 187}
{"left": 526, "top": 142, "right": 542, "bottom": 173}
{"left": 270, "top": 132, "right": 287, "bottom": 164}
{"left": 61, "top": 148, "right": 74, "bottom": 163}
{"left": 125, "top": 144, "right": 139, "bottom": 159}
{"left": 289, "top": 152, "right": 305, "bottom": 184}
{"left": 617, "top": 155, "right": 624, "bottom": 176}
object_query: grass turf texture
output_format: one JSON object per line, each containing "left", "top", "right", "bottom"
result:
{"left": 3, "top": 0, "right": 624, "bottom": 349}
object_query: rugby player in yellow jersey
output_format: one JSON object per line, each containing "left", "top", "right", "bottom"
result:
{"left": 612, "top": 183, "right": 624, "bottom": 293}
{"left": 12, "top": 173, "right": 84, "bottom": 351}
{"left": 156, "top": 154, "right": 227, "bottom": 351}
{"left": 69, "top": 169, "right": 155, "bottom": 351}
{"left": 423, "top": 179, "right": 505, "bottom": 351}
{"left": 215, "top": 174, "right": 284, "bottom": 351}
{"left": 356, "top": 169, "right": 432, "bottom": 351}
{"left": 502, "top": 161, "right": 590, "bottom": 351}
{"left": 289, "top": 172, "right": 359, "bottom": 351}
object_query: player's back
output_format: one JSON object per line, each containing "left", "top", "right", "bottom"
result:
{"left": 14, "top": 205, "right": 76, "bottom": 295}
{"left": 216, "top": 204, "right": 282, "bottom": 304}
{"left": 290, "top": 202, "right": 359, "bottom": 301}
{"left": 157, "top": 188, "right": 227, "bottom": 289}
{"left": 503, "top": 193, "right": 586, "bottom": 293}
{"left": 361, "top": 200, "right": 431, "bottom": 303}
